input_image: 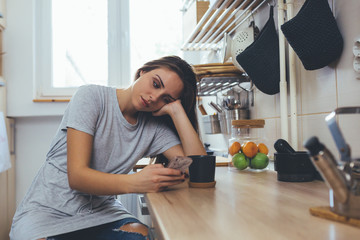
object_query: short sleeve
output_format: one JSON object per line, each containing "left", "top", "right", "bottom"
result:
{"left": 66, "top": 85, "right": 102, "bottom": 136}
{"left": 143, "top": 120, "right": 181, "bottom": 158}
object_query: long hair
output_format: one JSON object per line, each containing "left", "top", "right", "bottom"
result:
{"left": 134, "top": 56, "right": 198, "bottom": 164}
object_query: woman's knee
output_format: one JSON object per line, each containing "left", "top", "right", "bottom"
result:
{"left": 118, "top": 222, "right": 148, "bottom": 236}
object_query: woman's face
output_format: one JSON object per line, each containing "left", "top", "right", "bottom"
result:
{"left": 131, "top": 67, "right": 184, "bottom": 112}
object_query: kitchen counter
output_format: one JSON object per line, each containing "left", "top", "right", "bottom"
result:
{"left": 145, "top": 166, "right": 360, "bottom": 239}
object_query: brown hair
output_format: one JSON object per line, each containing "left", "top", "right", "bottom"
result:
{"left": 134, "top": 56, "right": 199, "bottom": 164}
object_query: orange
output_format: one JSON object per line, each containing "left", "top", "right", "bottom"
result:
{"left": 229, "top": 141, "right": 241, "bottom": 156}
{"left": 257, "top": 143, "right": 269, "bottom": 155}
{"left": 242, "top": 141, "right": 258, "bottom": 158}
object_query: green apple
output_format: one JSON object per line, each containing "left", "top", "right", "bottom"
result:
{"left": 250, "top": 153, "right": 269, "bottom": 169}
{"left": 232, "top": 153, "right": 249, "bottom": 170}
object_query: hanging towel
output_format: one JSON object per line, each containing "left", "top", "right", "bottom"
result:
{"left": 0, "top": 112, "right": 11, "bottom": 173}
{"left": 281, "top": 0, "right": 343, "bottom": 70}
{"left": 236, "top": 6, "right": 280, "bottom": 95}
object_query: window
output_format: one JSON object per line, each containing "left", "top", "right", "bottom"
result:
{"left": 35, "top": 0, "right": 182, "bottom": 99}
{"left": 129, "top": 0, "right": 183, "bottom": 77}
{"left": 35, "top": 0, "right": 129, "bottom": 98}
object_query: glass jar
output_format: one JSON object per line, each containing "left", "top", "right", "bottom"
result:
{"left": 228, "top": 119, "right": 269, "bottom": 171}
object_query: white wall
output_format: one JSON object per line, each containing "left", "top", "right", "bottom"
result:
{"left": 14, "top": 116, "right": 62, "bottom": 204}
{"left": 4, "top": 0, "right": 68, "bottom": 117}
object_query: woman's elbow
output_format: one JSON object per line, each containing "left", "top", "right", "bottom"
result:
{"left": 67, "top": 171, "right": 81, "bottom": 190}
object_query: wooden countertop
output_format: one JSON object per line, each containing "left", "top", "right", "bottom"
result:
{"left": 145, "top": 166, "right": 360, "bottom": 240}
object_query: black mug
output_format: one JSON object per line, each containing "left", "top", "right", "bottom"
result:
{"left": 188, "top": 155, "right": 216, "bottom": 187}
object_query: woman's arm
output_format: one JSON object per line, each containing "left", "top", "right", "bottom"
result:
{"left": 67, "top": 128, "right": 185, "bottom": 195}
{"left": 153, "top": 100, "right": 206, "bottom": 159}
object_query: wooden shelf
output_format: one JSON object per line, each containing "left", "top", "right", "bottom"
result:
{"left": 182, "top": 0, "right": 269, "bottom": 51}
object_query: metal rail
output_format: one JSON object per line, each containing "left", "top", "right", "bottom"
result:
{"left": 182, "top": 0, "right": 269, "bottom": 51}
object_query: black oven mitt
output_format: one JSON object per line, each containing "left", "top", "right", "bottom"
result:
{"left": 281, "top": 0, "right": 343, "bottom": 70}
{"left": 236, "top": 6, "right": 280, "bottom": 95}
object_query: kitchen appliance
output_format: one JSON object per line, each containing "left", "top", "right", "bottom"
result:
{"left": 304, "top": 107, "right": 360, "bottom": 219}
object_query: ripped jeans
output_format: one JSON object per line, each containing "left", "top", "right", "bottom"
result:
{"left": 46, "top": 217, "right": 149, "bottom": 240}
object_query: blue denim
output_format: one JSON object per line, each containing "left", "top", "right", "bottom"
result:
{"left": 46, "top": 217, "right": 149, "bottom": 240}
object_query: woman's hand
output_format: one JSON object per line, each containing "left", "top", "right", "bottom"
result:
{"left": 152, "top": 99, "right": 182, "bottom": 117}
{"left": 130, "top": 164, "right": 186, "bottom": 192}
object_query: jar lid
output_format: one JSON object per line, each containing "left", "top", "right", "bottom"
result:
{"left": 231, "top": 119, "right": 265, "bottom": 128}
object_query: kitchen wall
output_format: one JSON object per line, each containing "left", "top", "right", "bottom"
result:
{"left": 189, "top": 0, "right": 360, "bottom": 160}
{"left": 254, "top": 0, "right": 360, "bottom": 158}
{"left": 5, "top": 0, "right": 360, "bottom": 205}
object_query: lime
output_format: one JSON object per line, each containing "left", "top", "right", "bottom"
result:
{"left": 232, "top": 153, "right": 249, "bottom": 170}
{"left": 250, "top": 153, "right": 269, "bottom": 169}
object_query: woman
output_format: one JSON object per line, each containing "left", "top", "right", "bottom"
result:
{"left": 10, "top": 56, "right": 206, "bottom": 240}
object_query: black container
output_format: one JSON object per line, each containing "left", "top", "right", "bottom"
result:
{"left": 188, "top": 155, "right": 216, "bottom": 183}
{"left": 274, "top": 151, "right": 316, "bottom": 182}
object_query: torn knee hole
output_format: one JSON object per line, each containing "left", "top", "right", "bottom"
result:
{"left": 116, "top": 222, "right": 148, "bottom": 236}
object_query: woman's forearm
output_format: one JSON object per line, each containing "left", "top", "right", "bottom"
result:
{"left": 68, "top": 164, "right": 185, "bottom": 195}
{"left": 169, "top": 105, "right": 206, "bottom": 156}
{"left": 68, "top": 167, "right": 133, "bottom": 195}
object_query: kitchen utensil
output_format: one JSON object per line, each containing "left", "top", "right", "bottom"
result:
{"left": 274, "top": 139, "right": 296, "bottom": 154}
{"left": 231, "top": 26, "right": 254, "bottom": 71}
{"left": 239, "top": 81, "right": 254, "bottom": 92}
{"left": 208, "top": 101, "right": 222, "bottom": 113}
{"left": 274, "top": 152, "right": 316, "bottom": 182}
{"left": 219, "top": 32, "right": 232, "bottom": 64}
{"left": 304, "top": 106, "right": 360, "bottom": 219}
{"left": 239, "top": 81, "right": 255, "bottom": 107}
{"left": 220, "top": 87, "right": 251, "bottom": 110}
{"left": 198, "top": 104, "right": 207, "bottom": 115}
{"left": 219, "top": 21, "right": 256, "bottom": 72}
{"left": 204, "top": 143, "right": 214, "bottom": 156}
{"left": 202, "top": 115, "right": 221, "bottom": 134}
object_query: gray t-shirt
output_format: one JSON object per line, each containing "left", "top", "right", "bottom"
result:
{"left": 10, "top": 85, "right": 181, "bottom": 240}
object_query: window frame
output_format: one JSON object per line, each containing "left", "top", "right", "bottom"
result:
{"left": 34, "top": 0, "right": 130, "bottom": 99}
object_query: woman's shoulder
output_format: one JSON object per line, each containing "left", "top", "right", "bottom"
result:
{"left": 77, "top": 84, "right": 113, "bottom": 94}
{"left": 73, "top": 84, "right": 114, "bottom": 100}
